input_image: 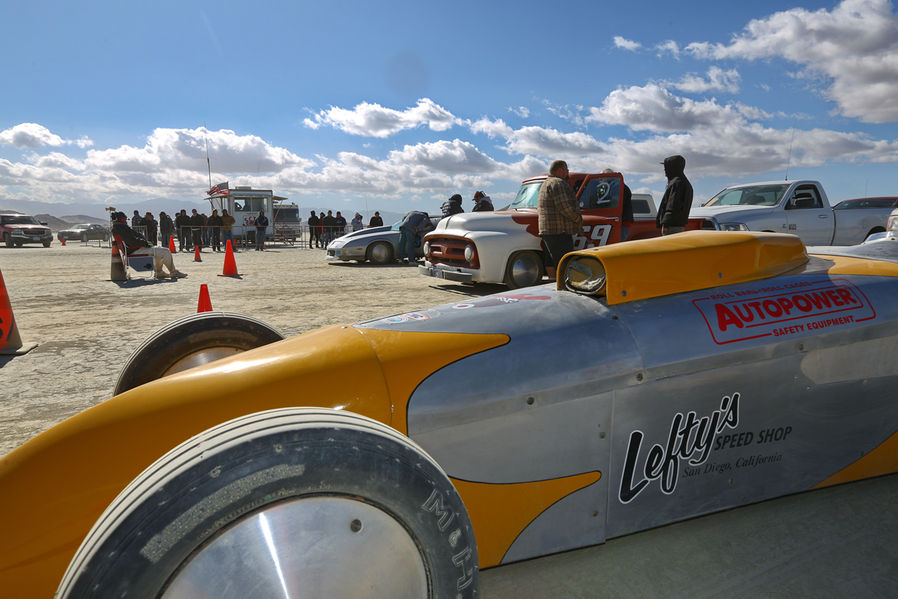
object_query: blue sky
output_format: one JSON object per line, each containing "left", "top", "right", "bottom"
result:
{"left": 1, "top": 0, "right": 896, "bottom": 217}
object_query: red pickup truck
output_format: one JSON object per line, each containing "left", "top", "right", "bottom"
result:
{"left": 420, "top": 171, "right": 705, "bottom": 288}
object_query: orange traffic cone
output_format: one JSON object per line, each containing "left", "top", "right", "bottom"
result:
{"left": 194, "top": 245, "right": 202, "bottom": 262}
{"left": 197, "top": 284, "right": 213, "bottom": 312}
{"left": 219, "top": 240, "right": 241, "bottom": 277}
{"left": 168, "top": 236, "right": 176, "bottom": 253}
{"left": 0, "top": 267, "right": 37, "bottom": 355}
{"left": 61, "top": 237, "right": 66, "bottom": 246}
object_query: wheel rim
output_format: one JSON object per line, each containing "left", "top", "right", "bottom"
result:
{"left": 509, "top": 253, "right": 540, "bottom": 287}
{"left": 161, "top": 496, "right": 428, "bottom": 598}
{"left": 369, "top": 243, "right": 391, "bottom": 264}
{"left": 163, "top": 347, "right": 246, "bottom": 376}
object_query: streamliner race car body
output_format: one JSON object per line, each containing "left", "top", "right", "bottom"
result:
{"left": 3, "top": 231, "right": 898, "bottom": 598}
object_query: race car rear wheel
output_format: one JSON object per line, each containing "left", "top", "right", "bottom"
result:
{"left": 367, "top": 241, "right": 394, "bottom": 264}
{"left": 57, "top": 408, "right": 478, "bottom": 599}
{"left": 113, "top": 312, "right": 284, "bottom": 395}
{"left": 504, "top": 250, "right": 543, "bottom": 288}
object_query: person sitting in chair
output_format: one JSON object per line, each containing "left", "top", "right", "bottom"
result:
{"left": 111, "top": 212, "right": 187, "bottom": 279}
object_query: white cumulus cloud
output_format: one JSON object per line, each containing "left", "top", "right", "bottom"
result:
{"left": 685, "top": 0, "right": 898, "bottom": 123}
{"left": 303, "top": 98, "right": 459, "bottom": 138}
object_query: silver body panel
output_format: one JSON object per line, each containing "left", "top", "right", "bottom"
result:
{"left": 357, "top": 250, "right": 898, "bottom": 563}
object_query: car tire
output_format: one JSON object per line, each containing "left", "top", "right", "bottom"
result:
{"left": 113, "top": 312, "right": 285, "bottom": 395}
{"left": 43, "top": 240, "right": 51, "bottom": 247}
{"left": 504, "top": 250, "right": 543, "bottom": 288}
{"left": 367, "top": 241, "right": 394, "bottom": 265}
{"left": 56, "top": 407, "right": 478, "bottom": 599}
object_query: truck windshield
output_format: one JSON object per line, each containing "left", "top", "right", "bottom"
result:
{"left": 705, "top": 184, "right": 789, "bottom": 207}
{"left": 508, "top": 182, "right": 542, "bottom": 209}
{"left": 1, "top": 215, "right": 40, "bottom": 225}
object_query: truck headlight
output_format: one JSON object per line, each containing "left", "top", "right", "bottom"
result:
{"left": 423, "top": 241, "right": 431, "bottom": 257}
{"left": 464, "top": 244, "right": 475, "bottom": 263}
{"left": 719, "top": 222, "right": 750, "bottom": 232}
{"left": 563, "top": 255, "right": 606, "bottom": 295}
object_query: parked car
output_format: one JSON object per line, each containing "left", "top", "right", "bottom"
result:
{"left": 0, "top": 212, "right": 53, "bottom": 247}
{"left": 3, "top": 231, "right": 898, "bottom": 597}
{"left": 57, "top": 223, "right": 110, "bottom": 242}
{"left": 693, "top": 181, "right": 894, "bottom": 246}
{"left": 326, "top": 216, "right": 441, "bottom": 264}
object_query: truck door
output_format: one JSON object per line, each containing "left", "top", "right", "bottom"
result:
{"left": 784, "top": 184, "right": 832, "bottom": 244}
{"left": 576, "top": 175, "right": 621, "bottom": 248}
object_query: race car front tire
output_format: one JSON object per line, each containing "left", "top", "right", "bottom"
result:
{"left": 113, "top": 312, "right": 284, "bottom": 395}
{"left": 56, "top": 408, "right": 479, "bottom": 599}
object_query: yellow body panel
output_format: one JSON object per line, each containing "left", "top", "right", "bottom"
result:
{"left": 558, "top": 231, "right": 809, "bottom": 304}
{"left": 0, "top": 325, "right": 508, "bottom": 598}
{"left": 813, "top": 432, "right": 898, "bottom": 489}
{"left": 453, "top": 472, "right": 601, "bottom": 566}
{"left": 558, "top": 231, "right": 898, "bottom": 304}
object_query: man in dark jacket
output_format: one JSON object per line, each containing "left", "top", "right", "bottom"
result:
{"left": 254, "top": 210, "right": 269, "bottom": 251}
{"left": 440, "top": 194, "right": 464, "bottom": 218}
{"left": 397, "top": 211, "right": 435, "bottom": 264}
{"left": 207, "top": 209, "right": 223, "bottom": 252}
{"left": 159, "top": 211, "right": 173, "bottom": 248}
{"left": 472, "top": 191, "right": 494, "bottom": 212}
{"left": 308, "top": 210, "right": 320, "bottom": 248}
{"left": 189, "top": 209, "right": 204, "bottom": 250}
{"left": 656, "top": 155, "right": 693, "bottom": 235}
{"left": 369, "top": 211, "right": 383, "bottom": 227}
{"left": 175, "top": 209, "right": 191, "bottom": 252}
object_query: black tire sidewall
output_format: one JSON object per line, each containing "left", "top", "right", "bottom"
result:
{"left": 113, "top": 313, "right": 284, "bottom": 395}
{"left": 63, "top": 414, "right": 477, "bottom": 598}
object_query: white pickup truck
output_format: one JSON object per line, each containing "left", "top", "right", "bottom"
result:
{"left": 693, "top": 180, "right": 892, "bottom": 245}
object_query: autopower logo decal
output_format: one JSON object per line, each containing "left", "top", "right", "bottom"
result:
{"left": 692, "top": 278, "right": 875, "bottom": 344}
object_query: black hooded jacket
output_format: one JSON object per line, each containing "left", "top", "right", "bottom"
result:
{"left": 657, "top": 155, "right": 693, "bottom": 228}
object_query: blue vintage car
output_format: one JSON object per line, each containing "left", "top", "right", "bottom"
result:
{"left": 326, "top": 216, "right": 440, "bottom": 264}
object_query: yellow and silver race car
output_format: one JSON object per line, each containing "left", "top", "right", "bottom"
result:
{"left": 2, "top": 231, "right": 897, "bottom": 598}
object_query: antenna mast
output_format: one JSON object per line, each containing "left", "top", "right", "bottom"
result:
{"left": 784, "top": 128, "right": 795, "bottom": 181}
{"left": 204, "top": 124, "right": 212, "bottom": 189}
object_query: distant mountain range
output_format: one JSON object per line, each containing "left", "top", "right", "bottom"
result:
{"left": 1, "top": 197, "right": 412, "bottom": 231}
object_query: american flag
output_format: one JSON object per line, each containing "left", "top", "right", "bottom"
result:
{"left": 208, "top": 182, "right": 229, "bottom": 196}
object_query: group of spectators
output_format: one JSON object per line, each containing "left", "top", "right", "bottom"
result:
{"left": 306, "top": 210, "right": 354, "bottom": 249}
{"left": 117, "top": 188, "right": 501, "bottom": 258}
{"left": 127, "top": 208, "right": 238, "bottom": 253}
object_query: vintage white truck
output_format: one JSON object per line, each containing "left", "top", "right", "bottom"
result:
{"left": 692, "top": 180, "right": 892, "bottom": 245}
{"left": 419, "top": 171, "right": 703, "bottom": 288}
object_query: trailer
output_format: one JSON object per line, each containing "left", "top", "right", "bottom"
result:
{"left": 206, "top": 184, "right": 289, "bottom": 246}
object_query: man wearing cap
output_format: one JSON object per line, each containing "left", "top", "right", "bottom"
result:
{"left": 112, "top": 212, "right": 187, "bottom": 278}
{"left": 472, "top": 191, "right": 494, "bottom": 212}
{"left": 538, "top": 160, "right": 582, "bottom": 276}
{"left": 656, "top": 155, "right": 693, "bottom": 235}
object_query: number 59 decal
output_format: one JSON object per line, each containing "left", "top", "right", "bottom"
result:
{"left": 573, "top": 224, "right": 612, "bottom": 250}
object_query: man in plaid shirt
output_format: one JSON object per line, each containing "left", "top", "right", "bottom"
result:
{"left": 538, "top": 160, "right": 582, "bottom": 276}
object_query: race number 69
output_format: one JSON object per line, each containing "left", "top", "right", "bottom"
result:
{"left": 573, "top": 224, "right": 612, "bottom": 250}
